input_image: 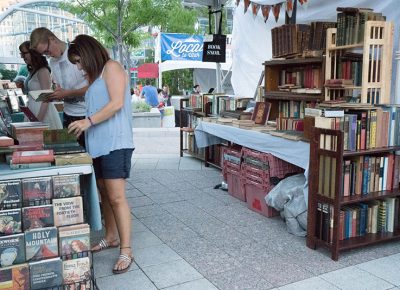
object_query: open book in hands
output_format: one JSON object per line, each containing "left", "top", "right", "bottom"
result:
{"left": 28, "top": 90, "right": 54, "bottom": 102}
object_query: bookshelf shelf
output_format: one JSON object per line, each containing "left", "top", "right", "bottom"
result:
{"left": 327, "top": 43, "right": 363, "bottom": 51}
{"left": 324, "top": 86, "right": 362, "bottom": 90}
{"left": 307, "top": 128, "right": 400, "bottom": 260}
{"left": 263, "top": 57, "right": 323, "bottom": 66}
{"left": 263, "top": 91, "right": 324, "bottom": 102}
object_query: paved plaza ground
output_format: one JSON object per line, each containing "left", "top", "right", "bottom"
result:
{"left": 93, "top": 128, "right": 400, "bottom": 290}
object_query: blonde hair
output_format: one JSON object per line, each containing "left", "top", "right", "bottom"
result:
{"left": 30, "top": 27, "right": 58, "bottom": 50}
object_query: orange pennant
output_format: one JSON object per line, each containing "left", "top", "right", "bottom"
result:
{"left": 251, "top": 2, "right": 260, "bottom": 18}
{"left": 299, "top": 0, "right": 308, "bottom": 5}
{"left": 272, "top": 3, "right": 282, "bottom": 22}
{"left": 286, "top": 0, "right": 293, "bottom": 18}
{"left": 244, "top": 0, "right": 250, "bottom": 13}
{"left": 261, "top": 5, "right": 271, "bottom": 23}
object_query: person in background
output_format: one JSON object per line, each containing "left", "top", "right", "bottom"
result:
{"left": 140, "top": 79, "right": 158, "bottom": 107}
{"left": 18, "top": 41, "right": 62, "bottom": 129}
{"left": 13, "top": 75, "right": 26, "bottom": 92}
{"left": 30, "top": 27, "right": 88, "bottom": 146}
{"left": 192, "top": 84, "right": 201, "bottom": 94}
{"left": 131, "top": 87, "right": 141, "bottom": 103}
{"left": 67, "top": 34, "right": 134, "bottom": 275}
{"left": 161, "top": 84, "right": 171, "bottom": 106}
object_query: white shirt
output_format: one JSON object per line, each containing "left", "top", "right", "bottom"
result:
{"left": 49, "top": 46, "right": 87, "bottom": 116}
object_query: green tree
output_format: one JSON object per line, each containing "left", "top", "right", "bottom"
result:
{"left": 0, "top": 65, "right": 18, "bottom": 81}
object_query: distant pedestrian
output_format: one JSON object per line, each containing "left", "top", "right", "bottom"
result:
{"left": 140, "top": 80, "right": 158, "bottom": 107}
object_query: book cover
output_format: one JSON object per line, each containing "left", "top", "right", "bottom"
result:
{"left": 0, "top": 180, "right": 22, "bottom": 210}
{"left": 62, "top": 257, "right": 91, "bottom": 289}
{"left": 53, "top": 197, "right": 84, "bottom": 227}
{"left": 0, "top": 234, "right": 25, "bottom": 267}
{"left": 9, "top": 161, "right": 51, "bottom": 170}
{"left": 58, "top": 224, "right": 90, "bottom": 259}
{"left": 52, "top": 174, "right": 80, "bottom": 199}
{"left": 0, "top": 136, "right": 13, "bottom": 147}
{"left": 29, "top": 257, "right": 62, "bottom": 290}
{"left": 11, "top": 150, "right": 54, "bottom": 164}
{"left": 54, "top": 153, "right": 93, "bottom": 166}
{"left": 28, "top": 90, "right": 54, "bottom": 102}
{"left": 0, "top": 209, "right": 21, "bottom": 235}
{"left": 25, "top": 227, "right": 58, "bottom": 262}
{"left": 21, "top": 177, "right": 52, "bottom": 207}
{"left": 43, "top": 129, "right": 78, "bottom": 145}
{"left": 0, "top": 263, "right": 29, "bottom": 290}
{"left": 251, "top": 102, "right": 271, "bottom": 125}
{"left": 21, "top": 205, "right": 54, "bottom": 231}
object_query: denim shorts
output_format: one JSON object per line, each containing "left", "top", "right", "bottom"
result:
{"left": 93, "top": 148, "right": 134, "bottom": 179}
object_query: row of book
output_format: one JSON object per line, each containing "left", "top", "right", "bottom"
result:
{"left": 0, "top": 224, "right": 90, "bottom": 289}
{"left": 0, "top": 196, "right": 84, "bottom": 235}
{"left": 317, "top": 198, "right": 400, "bottom": 244}
{"left": 276, "top": 117, "right": 303, "bottom": 131}
{"left": 278, "top": 100, "right": 316, "bottom": 119}
{"left": 278, "top": 67, "right": 322, "bottom": 92}
{"left": 0, "top": 174, "right": 80, "bottom": 210}
{"left": 335, "top": 7, "right": 385, "bottom": 47}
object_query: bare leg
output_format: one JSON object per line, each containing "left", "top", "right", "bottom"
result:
{"left": 103, "top": 178, "right": 132, "bottom": 271}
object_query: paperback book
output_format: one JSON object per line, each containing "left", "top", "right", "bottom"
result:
{"left": 0, "top": 209, "right": 21, "bottom": 235}
{"left": 29, "top": 257, "right": 62, "bottom": 290}
{"left": 54, "top": 153, "right": 93, "bottom": 166}
{"left": 58, "top": 223, "right": 90, "bottom": 259}
{"left": 53, "top": 197, "right": 84, "bottom": 227}
{"left": 25, "top": 227, "right": 58, "bottom": 262}
{"left": 28, "top": 90, "right": 54, "bottom": 102}
{"left": 0, "top": 180, "right": 22, "bottom": 210}
{"left": 0, "top": 263, "right": 29, "bottom": 289}
{"left": 52, "top": 174, "right": 80, "bottom": 198}
{"left": 21, "top": 176, "right": 52, "bottom": 206}
{"left": 0, "top": 233, "right": 25, "bottom": 267}
{"left": 21, "top": 205, "right": 54, "bottom": 231}
{"left": 62, "top": 257, "right": 91, "bottom": 289}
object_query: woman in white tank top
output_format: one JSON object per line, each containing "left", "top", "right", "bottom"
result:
{"left": 19, "top": 41, "right": 62, "bottom": 129}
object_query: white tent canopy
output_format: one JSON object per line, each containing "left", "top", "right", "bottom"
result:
{"left": 159, "top": 60, "right": 231, "bottom": 73}
{"left": 231, "top": 0, "right": 400, "bottom": 101}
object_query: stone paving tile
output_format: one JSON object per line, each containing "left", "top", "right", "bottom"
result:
{"left": 146, "top": 192, "right": 186, "bottom": 204}
{"left": 132, "top": 230, "right": 163, "bottom": 250}
{"left": 142, "top": 259, "right": 203, "bottom": 289}
{"left": 319, "top": 266, "right": 394, "bottom": 290}
{"left": 163, "top": 278, "right": 218, "bottom": 290}
{"left": 127, "top": 196, "right": 154, "bottom": 208}
{"left": 208, "top": 266, "right": 275, "bottom": 290}
{"left": 165, "top": 236, "right": 218, "bottom": 257}
{"left": 126, "top": 188, "right": 145, "bottom": 198}
{"left": 134, "top": 162, "right": 158, "bottom": 170}
{"left": 277, "top": 277, "right": 340, "bottom": 290}
{"left": 132, "top": 218, "right": 148, "bottom": 234}
{"left": 132, "top": 204, "right": 168, "bottom": 219}
{"left": 96, "top": 269, "right": 157, "bottom": 290}
{"left": 134, "top": 244, "right": 182, "bottom": 268}
{"left": 356, "top": 253, "right": 400, "bottom": 286}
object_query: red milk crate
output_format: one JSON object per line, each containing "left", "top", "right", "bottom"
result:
{"left": 222, "top": 146, "right": 242, "bottom": 182}
{"left": 244, "top": 174, "right": 279, "bottom": 217}
{"left": 225, "top": 163, "right": 246, "bottom": 201}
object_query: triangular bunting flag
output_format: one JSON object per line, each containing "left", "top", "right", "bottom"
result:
{"left": 299, "top": 0, "right": 307, "bottom": 4}
{"left": 285, "top": 0, "right": 293, "bottom": 18}
{"left": 251, "top": 2, "right": 260, "bottom": 18}
{"left": 261, "top": 5, "right": 271, "bottom": 23}
{"left": 272, "top": 3, "right": 282, "bottom": 22}
{"left": 244, "top": 0, "right": 250, "bottom": 13}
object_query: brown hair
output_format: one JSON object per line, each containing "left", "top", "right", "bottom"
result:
{"left": 68, "top": 35, "right": 110, "bottom": 84}
{"left": 30, "top": 27, "right": 57, "bottom": 50}
{"left": 19, "top": 41, "right": 50, "bottom": 73}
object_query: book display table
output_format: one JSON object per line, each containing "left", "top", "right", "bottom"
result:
{"left": 0, "top": 164, "right": 102, "bottom": 231}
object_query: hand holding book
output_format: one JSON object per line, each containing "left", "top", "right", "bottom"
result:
{"left": 28, "top": 90, "right": 55, "bottom": 102}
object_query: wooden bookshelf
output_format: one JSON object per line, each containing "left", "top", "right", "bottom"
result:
{"left": 307, "top": 128, "right": 400, "bottom": 260}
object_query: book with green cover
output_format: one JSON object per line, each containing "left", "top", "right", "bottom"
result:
{"left": 43, "top": 129, "right": 78, "bottom": 145}
{"left": 28, "top": 90, "right": 54, "bottom": 102}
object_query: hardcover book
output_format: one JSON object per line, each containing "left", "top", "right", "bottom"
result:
{"left": 29, "top": 257, "right": 62, "bottom": 290}
{"left": 62, "top": 257, "right": 91, "bottom": 289}
{"left": 0, "top": 263, "right": 29, "bottom": 289}
{"left": 53, "top": 197, "right": 84, "bottom": 227}
{"left": 43, "top": 129, "right": 78, "bottom": 145}
{"left": 21, "top": 177, "right": 52, "bottom": 207}
{"left": 0, "top": 136, "right": 13, "bottom": 147}
{"left": 52, "top": 174, "right": 80, "bottom": 198}
{"left": 0, "top": 209, "right": 21, "bottom": 235}
{"left": 251, "top": 102, "right": 271, "bottom": 125}
{"left": 58, "top": 223, "right": 90, "bottom": 259}
{"left": 22, "top": 205, "right": 54, "bottom": 231}
{"left": 11, "top": 150, "right": 54, "bottom": 164}
{"left": 9, "top": 161, "right": 51, "bottom": 170}
{"left": 25, "top": 227, "right": 58, "bottom": 262}
{"left": 54, "top": 153, "right": 93, "bottom": 166}
{"left": 0, "top": 234, "right": 25, "bottom": 267}
{"left": 0, "top": 180, "right": 22, "bottom": 210}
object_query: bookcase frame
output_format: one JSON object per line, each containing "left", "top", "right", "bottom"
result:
{"left": 325, "top": 21, "right": 394, "bottom": 104}
{"left": 307, "top": 127, "right": 400, "bottom": 260}
{"left": 263, "top": 57, "right": 325, "bottom": 122}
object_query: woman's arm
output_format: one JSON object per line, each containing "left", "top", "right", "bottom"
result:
{"left": 36, "top": 68, "right": 51, "bottom": 121}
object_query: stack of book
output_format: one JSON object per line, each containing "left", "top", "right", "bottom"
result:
{"left": 10, "top": 122, "right": 49, "bottom": 145}
{"left": 43, "top": 129, "right": 85, "bottom": 155}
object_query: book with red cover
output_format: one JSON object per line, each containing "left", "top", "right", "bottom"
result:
{"left": 22, "top": 176, "right": 52, "bottom": 207}
{"left": 11, "top": 150, "right": 54, "bottom": 164}
{"left": 251, "top": 102, "right": 271, "bottom": 125}
{"left": 19, "top": 106, "right": 39, "bottom": 122}
{"left": 0, "top": 136, "right": 14, "bottom": 147}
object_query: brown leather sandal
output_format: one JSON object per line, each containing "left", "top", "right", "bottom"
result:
{"left": 112, "top": 247, "right": 133, "bottom": 274}
{"left": 91, "top": 238, "right": 120, "bottom": 253}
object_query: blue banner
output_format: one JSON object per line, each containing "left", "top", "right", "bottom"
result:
{"left": 161, "top": 33, "right": 204, "bottom": 61}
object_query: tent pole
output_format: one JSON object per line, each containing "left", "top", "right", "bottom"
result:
{"left": 395, "top": 31, "right": 400, "bottom": 104}
{"left": 215, "top": 2, "right": 222, "bottom": 93}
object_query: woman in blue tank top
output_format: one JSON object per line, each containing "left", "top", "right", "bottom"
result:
{"left": 67, "top": 35, "right": 134, "bottom": 274}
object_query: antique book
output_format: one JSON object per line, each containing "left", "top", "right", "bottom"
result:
{"left": 0, "top": 209, "right": 21, "bottom": 235}
{"left": 19, "top": 106, "right": 39, "bottom": 122}
{"left": 0, "top": 263, "right": 29, "bottom": 289}
{"left": 25, "top": 227, "right": 58, "bottom": 262}
{"left": 52, "top": 174, "right": 81, "bottom": 198}
{"left": 43, "top": 129, "right": 77, "bottom": 145}
{"left": 0, "top": 179, "right": 22, "bottom": 210}
{"left": 29, "top": 257, "right": 62, "bottom": 290}
{"left": 22, "top": 205, "right": 54, "bottom": 231}
{"left": 0, "top": 136, "right": 13, "bottom": 147}
{"left": 58, "top": 223, "right": 90, "bottom": 259}
{"left": 28, "top": 90, "right": 54, "bottom": 102}
{"left": 54, "top": 153, "right": 93, "bottom": 166}
{"left": 53, "top": 196, "right": 84, "bottom": 227}
{"left": 62, "top": 257, "right": 91, "bottom": 289}
{"left": 10, "top": 122, "right": 49, "bottom": 145}
{"left": 0, "top": 234, "right": 25, "bottom": 267}
{"left": 251, "top": 102, "right": 271, "bottom": 125}
{"left": 21, "top": 176, "right": 52, "bottom": 207}
{"left": 9, "top": 161, "right": 51, "bottom": 170}
{"left": 43, "top": 143, "right": 85, "bottom": 155}
{"left": 11, "top": 150, "right": 54, "bottom": 164}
